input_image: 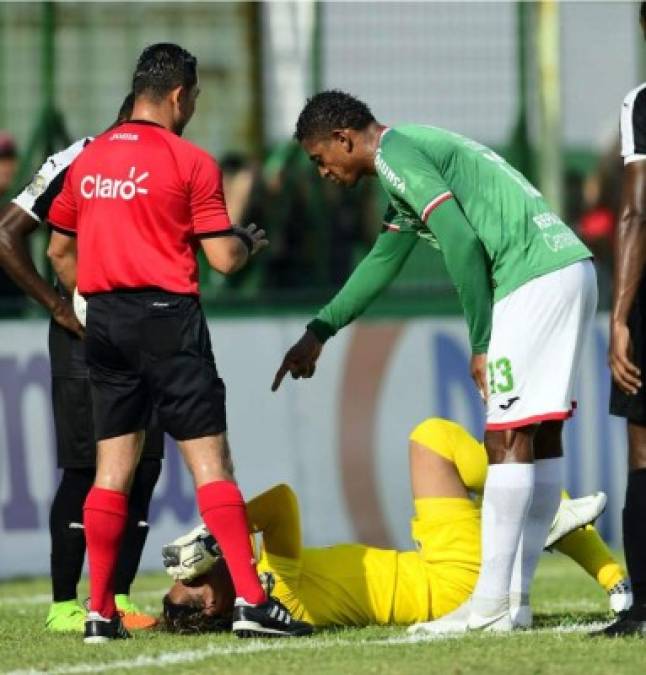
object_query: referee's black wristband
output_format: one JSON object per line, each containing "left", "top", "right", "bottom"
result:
{"left": 233, "top": 226, "right": 254, "bottom": 254}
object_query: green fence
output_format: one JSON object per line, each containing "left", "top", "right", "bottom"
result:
{"left": 0, "top": 1, "right": 631, "bottom": 317}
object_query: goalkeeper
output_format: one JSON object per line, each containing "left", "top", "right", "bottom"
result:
{"left": 161, "top": 417, "right": 630, "bottom": 631}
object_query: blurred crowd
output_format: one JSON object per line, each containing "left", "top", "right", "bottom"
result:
{"left": 570, "top": 138, "right": 623, "bottom": 309}
{"left": 0, "top": 129, "right": 623, "bottom": 312}
{"left": 213, "top": 142, "right": 378, "bottom": 304}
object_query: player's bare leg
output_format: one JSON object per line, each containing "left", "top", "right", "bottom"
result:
{"left": 507, "top": 421, "right": 564, "bottom": 628}
{"left": 94, "top": 431, "right": 145, "bottom": 492}
{"left": 178, "top": 432, "right": 235, "bottom": 486}
{"left": 409, "top": 440, "right": 471, "bottom": 500}
{"left": 467, "top": 425, "right": 537, "bottom": 631}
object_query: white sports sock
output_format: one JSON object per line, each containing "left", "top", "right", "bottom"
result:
{"left": 470, "top": 463, "right": 535, "bottom": 619}
{"left": 510, "top": 457, "right": 563, "bottom": 610}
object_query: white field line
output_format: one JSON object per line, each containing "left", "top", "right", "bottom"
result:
{"left": 3, "top": 622, "right": 610, "bottom": 675}
{"left": 0, "top": 589, "right": 167, "bottom": 607}
{"left": 538, "top": 599, "right": 604, "bottom": 611}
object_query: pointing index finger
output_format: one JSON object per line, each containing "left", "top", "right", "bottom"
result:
{"left": 272, "top": 362, "right": 289, "bottom": 392}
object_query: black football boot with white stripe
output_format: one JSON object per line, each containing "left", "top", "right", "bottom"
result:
{"left": 84, "top": 611, "right": 131, "bottom": 644}
{"left": 232, "top": 597, "right": 313, "bottom": 638}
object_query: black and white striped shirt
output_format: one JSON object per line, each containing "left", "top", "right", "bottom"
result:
{"left": 12, "top": 137, "right": 92, "bottom": 222}
{"left": 621, "top": 83, "right": 646, "bottom": 165}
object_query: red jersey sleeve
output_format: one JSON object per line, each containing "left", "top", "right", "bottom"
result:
{"left": 48, "top": 165, "right": 78, "bottom": 235}
{"left": 190, "top": 153, "right": 232, "bottom": 236}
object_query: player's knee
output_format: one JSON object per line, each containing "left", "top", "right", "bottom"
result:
{"left": 268, "top": 483, "right": 298, "bottom": 510}
{"left": 409, "top": 417, "right": 456, "bottom": 467}
{"left": 95, "top": 463, "right": 136, "bottom": 494}
{"left": 409, "top": 418, "right": 454, "bottom": 460}
{"left": 273, "top": 482, "right": 296, "bottom": 499}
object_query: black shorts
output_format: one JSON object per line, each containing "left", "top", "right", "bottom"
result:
{"left": 85, "top": 290, "right": 227, "bottom": 441}
{"left": 49, "top": 320, "right": 164, "bottom": 468}
{"left": 610, "top": 273, "right": 646, "bottom": 424}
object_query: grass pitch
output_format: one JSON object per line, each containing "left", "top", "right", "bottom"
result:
{"left": 1, "top": 554, "right": 644, "bottom": 675}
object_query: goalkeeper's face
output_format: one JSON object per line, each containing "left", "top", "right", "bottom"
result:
{"left": 303, "top": 133, "right": 364, "bottom": 188}
{"left": 163, "top": 558, "right": 236, "bottom": 633}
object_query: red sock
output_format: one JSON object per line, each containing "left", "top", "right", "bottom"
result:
{"left": 83, "top": 486, "right": 128, "bottom": 618}
{"left": 197, "top": 481, "right": 266, "bottom": 605}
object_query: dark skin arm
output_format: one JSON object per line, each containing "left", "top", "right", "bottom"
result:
{"left": 46, "top": 230, "right": 78, "bottom": 296}
{"left": 610, "top": 161, "right": 646, "bottom": 394}
{"left": 0, "top": 204, "right": 83, "bottom": 337}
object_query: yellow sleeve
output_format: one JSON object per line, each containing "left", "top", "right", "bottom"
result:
{"left": 246, "top": 483, "right": 302, "bottom": 560}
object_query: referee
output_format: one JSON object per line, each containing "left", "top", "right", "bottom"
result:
{"left": 0, "top": 94, "right": 161, "bottom": 633}
{"left": 604, "top": 1, "right": 646, "bottom": 638}
{"left": 47, "top": 43, "right": 311, "bottom": 643}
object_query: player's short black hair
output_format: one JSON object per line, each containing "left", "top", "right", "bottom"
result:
{"left": 294, "top": 90, "right": 376, "bottom": 142}
{"left": 132, "top": 43, "right": 198, "bottom": 102}
{"left": 641, "top": 1, "right": 646, "bottom": 22}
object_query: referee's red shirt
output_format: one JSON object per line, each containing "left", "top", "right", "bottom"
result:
{"left": 49, "top": 120, "right": 232, "bottom": 296}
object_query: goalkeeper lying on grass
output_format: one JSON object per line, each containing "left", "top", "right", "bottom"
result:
{"left": 161, "top": 418, "right": 630, "bottom": 633}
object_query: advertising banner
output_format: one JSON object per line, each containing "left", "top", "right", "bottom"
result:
{"left": 0, "top": 316, "right": 626, "bottom": 578}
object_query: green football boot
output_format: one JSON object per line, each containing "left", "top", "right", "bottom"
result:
{"left": 45, "top": 599, "right": 86, "bottom": 632}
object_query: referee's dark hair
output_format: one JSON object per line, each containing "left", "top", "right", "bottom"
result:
{"left": 132, "top": 43, "right": 198, "bottom": 101}
{"left": 117, "top": 92, "right": 135, "bottom": 123}
{"left": 294, "top": 90, "right": 376, "bottom": 142}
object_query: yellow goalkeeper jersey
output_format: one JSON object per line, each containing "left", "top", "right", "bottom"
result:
{"left": 251, "top": 415, "right": 626, "bottom": 627}
{"left": 249, "top": 483, "right": 466, "bottom": 627}
{"left": 256, "top": 544, "right": 430, "bottom": 627}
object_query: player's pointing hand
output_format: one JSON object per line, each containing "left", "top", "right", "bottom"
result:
{"left": 272, "top": 329, "right": 323, "bottom": 391}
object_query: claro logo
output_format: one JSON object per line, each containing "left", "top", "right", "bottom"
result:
{"left": 80, "top": 166, "right": 149, "bottom": 200}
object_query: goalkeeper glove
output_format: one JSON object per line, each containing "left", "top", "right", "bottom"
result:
{"left": 162, "top": 524, "right": 222, "bottom": 582}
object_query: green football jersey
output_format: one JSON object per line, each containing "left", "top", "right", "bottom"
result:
{"left": 375, "top": 125, "right": 591, "bottom": 301}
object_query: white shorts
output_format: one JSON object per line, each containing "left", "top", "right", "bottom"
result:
{"left": 486, "top": 260, "right": 597, "bottom": 430}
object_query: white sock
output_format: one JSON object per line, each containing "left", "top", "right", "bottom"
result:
{"left": 510, "top": 457, "right": 563, "bottom": 610}
{"left": 470, "top": 463, "right": 535, "bottom": 618}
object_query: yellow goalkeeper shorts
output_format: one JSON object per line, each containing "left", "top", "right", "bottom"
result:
{"left": 410, "top": 496, "right": 481, "bottom": 619}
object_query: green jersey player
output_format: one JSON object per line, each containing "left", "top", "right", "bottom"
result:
{"left": 272, "top": 91, "right": 597, "bottom": 632}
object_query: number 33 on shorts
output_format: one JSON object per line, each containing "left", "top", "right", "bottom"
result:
{"left": 488, "top": 357, "right": 514, "bottom": 395}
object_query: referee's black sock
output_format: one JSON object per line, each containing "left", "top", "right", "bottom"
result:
{"left": 113, "top": 458, "right": 162, "bottom": 597}
{"left": 49, "top": 467, "right": 95, "bottom": 602}
{"left": 624, "top": 468, "right": 646, "bottom": 620}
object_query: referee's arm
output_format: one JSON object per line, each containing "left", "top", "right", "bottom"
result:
{"left": 200, "top": 223, "right": 268, "bottom": 276}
